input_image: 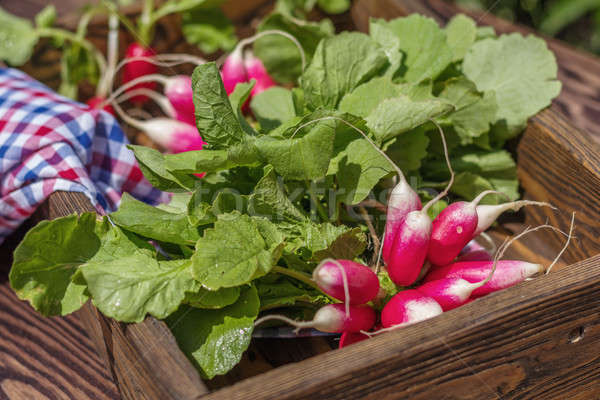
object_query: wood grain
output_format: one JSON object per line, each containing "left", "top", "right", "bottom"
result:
{"left": 518, "top": 109, "right": 600, "bottom": 265}
{"left": 202, "top": 254, "right": 600, "bottom": 400}
{"left": 352, "top": 0, "right": 600, "bottom": 143}
{"left": 0, "top": 282, "right": 119, "bottom": 400}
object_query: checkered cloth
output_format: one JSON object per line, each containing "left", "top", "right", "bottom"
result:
{"left": 0, "top": 68, "right": 167, "bottom": 244}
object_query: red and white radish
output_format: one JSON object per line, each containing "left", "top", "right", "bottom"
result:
{"left": 385, "top": 122, "right": 454, "bottom": 286}
{"left": 424, "top": 260, "right": 543, "bottom": 297}
{"left": 474, "top": 200, "right": 554, "bottom": 236}
{"left": 339, "top": 331, "right": 370, "bottom": 348}
{"left": 122, "top": 43, "right": 158, "bottom": 104}
{"left": 427, "top": 190, "right": 503, "bottom": 266}
{"left": 455, "top": 249, "right": 492, "bottom": 262}
{"left": 86, "top": 96, "right": 115, "bottom": 115}
{"left": 221, "top": 47, "right": 248, "bottom": 95}
{"left": 380, "top": 290, "right": 443, "bottom": 328}
{"left": 313, "top": 259, "right": 380, "bottom": 305}
{"left": 164, "top": 75, "right": 194, "bottom": 125}
{"left": 254, "top": 304, "right": 376, "bottom": 333}
{"left": 111, "top": 101, "right": 205, "bottom": 153}
{"left": 244, "top": 50, "right": 275, "bottom": 96}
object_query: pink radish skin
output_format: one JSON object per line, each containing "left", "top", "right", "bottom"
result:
{"left": 381, "top": 290, "right": 443, "bottom": 328}
{"left": 123, "top": 43, "right": 157, "bottom": 104}
{"left": 385, "top": 121, "right": 454, "bottom": 286}
{"left": 164, "top": 75, "right": 195, "bottom": 125}
{"left": 460, "top": 239, "right": 486, "bottom": 254}
{"left": 111, "top": 101, "right": 205, "bottom": 153}
{"left": 424, "top": 260, "right": 543, "bottom": 297}
{"left": 455, "top": 249, "right": 492, "bottom": 262}
{"left": 417, "top": 277, "right": 479, "bottom": 311}
{"left": 474, "top": 200, "right": 553, "bottom": 236}
{"left": 313, "top": 259, "right": 379, "bottom": 305}
{"left": 244, "top": 51, "right": 275, "bottom": 96}
{"left": 386, "top": 211, "right": 432, "bottom": 286}
{"left": 86, "top": 96, "right": 115, "bottom": 116}
{"left": 382, "top": 179, "right": 422, "bottom": 263}
{"left": 339, "top": 331, "right": 370, "bottom": 348}
{"left": 221, "top": 49, "right": 248, "bottom": 95}
{"left": 427, "top": 190, "right": 500, "bottom": 266}
{"left": 254, "top": 304, "right": 376, "bottom": 333}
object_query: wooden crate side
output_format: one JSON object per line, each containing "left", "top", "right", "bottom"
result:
{"left": 204, "top": 254, "right": 600, "bottom": 400}
{"left": 44, "top": 191, "right": 208, "bottom": 399}
{"left": 518, "top": 109, "right": 600, "bottom": 264}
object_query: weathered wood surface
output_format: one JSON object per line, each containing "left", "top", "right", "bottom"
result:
{"left": 202, "top": 254, "right": 600, "bottom": 400}
{"left": 352, "top": 0, "right": 600, "bottom": 143}
{"left": 0, "top": 221, "right": 119, "bottom": 400}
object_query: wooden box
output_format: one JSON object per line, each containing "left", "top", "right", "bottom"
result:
{"left": 33, "top": 0, "right": 600, "bottom": 399}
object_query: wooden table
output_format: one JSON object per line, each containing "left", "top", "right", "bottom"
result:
{"left": 2, "top": 0, "right": 600, "bottom": 399}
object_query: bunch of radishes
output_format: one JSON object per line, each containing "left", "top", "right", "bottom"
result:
{"left": 254, "top": 121, "right": 572, "bottom": 347}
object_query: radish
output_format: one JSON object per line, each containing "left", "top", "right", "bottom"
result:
{"left": 104, "top": 74, "right": 193, "bottom": 123}
{"left": 380, "top": 290, "right": 443, "bottom": 328}
{"left": 221, "top": 47, "right": 248, "bottom": 95}
{"left": 164, "top": 75, "right": 194, "bottom": 125}
{"left": 221, "top": 29, "right": 306, "bottom": 95}
{"left": 86, "top": 96, "right": 115, "bottom": 116}
{"left": 312, "top": 259, "right": 380, "bottom": 305}
{"left": 385, "top": 122, "right": 454, "bottom": 286}
{"left": 339, "top": 331, "right": 370, "bottom": 348}
{"left": 455, "top": 249, "right": 492, "bottom": 262}
{"left": 474, "top": 200, "right": 554, "bottom": 236}
{"left": 427, "top": 190, "right": 503, "bottom": 266}
{"left": 254, "top": 304, "right": 376, "bottom": 333}
{"left": 122, "top": 43, "right": 158, "bottom": 104}
{"left": 111, "top": 101, "right": 205, "bottom": 153}
{"left": 421, "top": 220, "right": 574, "bottom": 305}
{"left": 244, "top": 50, "right": 275, "bottom": 97}
{"left": 424, "top": 260, "right": 544, "bottom": 297}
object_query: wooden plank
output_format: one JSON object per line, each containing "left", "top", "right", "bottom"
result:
{"left": 44, "top": 191, "right": 209, "bottom": 399}
{"left": 202, "top": 254, "right": 600, "bottom": 400}
{"left": 351, "top": 0, "right": 600, "bottom": 143}
{"left": 0, "top": 283, "right": 119, "bottom": 400}
{"left": 518, "top": 109, "right": 600, "bottom": 265}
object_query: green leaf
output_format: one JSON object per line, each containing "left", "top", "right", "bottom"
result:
{"left": 437, "top": 77, "right": 498, "bottom": 145}
{"left": 329, "top": 136, "right": 394, "bottom": 204}
{"left": 374, "top": 15, "right": 453, "bottom": 82}
{"left": 192, "top": 62, "right": 247, "bottom": 149}
{"left": 384, "top": 128, "right": 430, "bottom": 172}
{"left": 366, "top": 96, "right": 453, "bottom": 142}
{"left": 254, "top": 12, "right": 334, "bottom": 83}
{"left": 182, "top": 7, "right": 236, "bottom": 53}
{"left": 9, "top": 213, "right": 97, "bottom": 316}
{"left": 476, "top": 26, "right": 496, "bottom": 40}
{"left": 445, "top": 14, "right": 477, "bottom": 62}
{"left": 256, "top": 277, "right": 329, "bottom": 309}
{"left": 462, "top": 33, "right": 561, "bottom": 137}
{"left": 369, "top": 19, "right": 403, "bottom": 78}
{"left": 185, "top": 286, "right": 241, "bottom": 309}
{"left": 255, "top": 111, "right": 337, "bottom": 180}
{"left": 248, "top": 165, "right": 306, "bottom": 222}
{"left": 286, "top": 221, "right": 366, "bottom": 263}
{"left": 81, "top": 257, "right": 196, "bottom": 323}
{"left": 301, "top": 32, "right": 388, "bottom": 110}
{"left": 192, "top": 214, "right": 284, "bottom": 289}
{"left": 229, "top": 81, "right": 257, "bottom": 136}
{"left": 250, "top": 87, "right": 297, "bottom": 131}
{"left": 451, "top": 171, "right": 518, "bottom": 203}
{"left": 128, "top": 145, "right": 196, "bottom": 191}
{"left": 110, "top": 193, "right": 201, "bottom": 245}
{"left": 167, "top": 285, "right": 259, "bottom": 379}
{"left": 338, "top": 76, "right": 402, "bottom": 118}
{"left": 35, "top": 5, "right": 56, "bottom": 28}
{"left": 539, "top": 0, "right": 600, "bottom": 36}
{"left": 317, "top": 0, "right": 350, "bottom": 14}
{"left": 0, "top": 7, "right": 39, "bottom": 66}
{"left": 165, "top": 150, "right": 233, "bottom": 174}
{"left": 153, "top": 0, "right": 225, "bottom": 19}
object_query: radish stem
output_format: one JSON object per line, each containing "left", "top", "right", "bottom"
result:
{"left": 271, "top": 266, "right": 321, "bottom": 291}
{"left": 422, "top": 120, "right": 453, "bottom": 214}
